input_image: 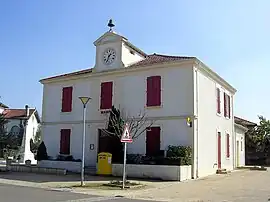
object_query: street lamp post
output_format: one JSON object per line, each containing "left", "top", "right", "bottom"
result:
{"left": 79, "top": 96, "right": 91, "bottom": 186}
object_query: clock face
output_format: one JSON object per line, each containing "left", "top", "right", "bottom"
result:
{"left": 103, "top": 48, "right": 116, "bottom": 65}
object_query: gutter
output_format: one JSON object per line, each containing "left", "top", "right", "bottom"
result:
{"left": 232, "top": 97, "right": 235, "bottom": 169}
{"left": 234, "top": 123, "right": 249, "bottom": 132}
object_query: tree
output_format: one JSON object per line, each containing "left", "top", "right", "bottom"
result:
{"left": 246, "top": 115, "right": 270, "bottom": 154}
{"left": 30, "top": 125, "right": 42, "bottom": 153}
{"left": 101, "top": 106, "right": 154, "bottom": 140}
{"left": 36, "top": 141, "right": 48, "bottom": 161}
{"left": 0, "top": 113, "right": 8, "bottom": 135}
{"left": 100, "top": 106, "right": 154, "bottom": 162}
{"left": 0, "top": 114, "right": 24, "bottom": 159}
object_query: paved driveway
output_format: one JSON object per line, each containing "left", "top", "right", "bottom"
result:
{"left": 130, "top": 169, "right": 270, "bottom": 201}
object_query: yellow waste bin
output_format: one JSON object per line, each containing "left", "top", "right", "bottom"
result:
{"left": 97, "top": 152, "right": 112, "bottom": 175}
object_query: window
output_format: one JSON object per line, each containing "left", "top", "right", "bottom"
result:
{"left": 146, "top": 76, "right": 161, "bottom": 107}
{"left": 146, "top": 126, "right": 161, "bottom": 156}
{"left": 60, "top": 129, "right": 71, "bottom": 155}
{"left": 224, "top": 92, "right": 231, "bottom": 118}
{"left": 226, "top": 134, "right": 230, "bottom": 158}
{"left": 224, "top": 92, "right": 227, "bottom": 117}
{"left": 228, "top": 95, "right": 231, "bottom": 118}
{"left": 216, "top": 88, "right": 221, "bottom": 114}
{"left": 61, "top": 87, "right": 73, "bottom": 112}
{"left": 100, "top": 81, "right": 113, "bottom": 110}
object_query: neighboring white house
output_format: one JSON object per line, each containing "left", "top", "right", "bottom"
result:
{"left": 234, "top": 116, "right": 257, "bottom": 167}
{"left": 1, "top": 105, "right": 41, "bottom": 164}
{"left": 40, "top": 21, "right": 242, "bottom": 179}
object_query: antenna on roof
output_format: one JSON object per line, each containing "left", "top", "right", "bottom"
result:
{"left": 108, "top": 19, "right": 115, "bottom": 32}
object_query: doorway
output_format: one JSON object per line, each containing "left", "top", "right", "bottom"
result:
{"left": 217, "top": 132, "right": 221, "bottom": 169}
{"left": 236, "top": 141, "right": 240, "bottom": 167}
{"left": 97, "top": 129, "right": 123, "bottom": 163}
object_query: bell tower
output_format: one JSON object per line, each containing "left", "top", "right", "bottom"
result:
{"left": 93, "top": 19, "right": 146, "bottom": 72}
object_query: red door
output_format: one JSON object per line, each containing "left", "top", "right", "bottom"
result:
{"left": 217, "top": 132, "right": 221, "bottom": 169}
{"left": 146, "top": 127, "right": 160, "bottom": 156}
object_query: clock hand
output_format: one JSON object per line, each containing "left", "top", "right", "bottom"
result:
{"left": 106, "top": 54, "right": 111, "bottom": 63}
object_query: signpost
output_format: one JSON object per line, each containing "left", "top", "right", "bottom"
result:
{"left": 120, "top": 123, "right": 133, "bottom": 189}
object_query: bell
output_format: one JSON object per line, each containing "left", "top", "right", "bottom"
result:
{"left": 108, "top": 19, "right": 115, "bottom": 30}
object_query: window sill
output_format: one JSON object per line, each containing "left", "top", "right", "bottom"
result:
{"left": 216, "top": 112, "right": 221, "bottom": 117}
{"left": 145, "top": 105, "right": 163, "bottom": 109}
{"left": 99, "top": 109, "right": 111, "bottom": 114}
{"left": 60, "top": 111, "right": 73, "bottom": 114}
{"left": 225, "top": 116, "right": 230, "bottom": 120}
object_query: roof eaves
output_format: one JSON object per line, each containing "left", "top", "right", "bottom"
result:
{"left": 196, "top": 59, "right": 237, "bottom": 94}
{"left": 124, "top": 41, "right": 148, "bottom": 57}
{"left": 234, "top": 123, "right": 249, "bottom": 132}
{"left": 39, "top": 69, "right": 93, "bottom": 83}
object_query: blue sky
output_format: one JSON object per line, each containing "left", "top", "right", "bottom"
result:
{"left": 0, "top": 1, "right": 269, "bottom": 122}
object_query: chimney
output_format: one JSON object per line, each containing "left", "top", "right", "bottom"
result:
{"left": 25, "top": 105, "right": 29, "bottom": 117}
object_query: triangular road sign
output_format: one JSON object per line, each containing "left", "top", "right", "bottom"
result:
{"left": 121, "top": 124, "right": 133, "bottom": 143}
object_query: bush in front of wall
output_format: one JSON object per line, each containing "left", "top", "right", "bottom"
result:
{"left": 36, "top": 141, "right": 48, "bottom": 161}
{"left": 166, "top": 145, "right": 192, "bottom": 165}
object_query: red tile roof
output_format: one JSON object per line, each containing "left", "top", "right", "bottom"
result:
{"left": 234, "top": 116, "right": 257, "bottom": 127}
{"left": 2, "top": 109, "right": 35, "bottom": 119}
{"left": 40, "top": 53, "right": 195, "bottom": 82}
{"left": 128, "top": 53, "right": 195, "bottom": 68}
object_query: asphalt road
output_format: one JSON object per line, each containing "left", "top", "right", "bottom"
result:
{"left": 0, "top": 183, "right": 158, "bottom": 202}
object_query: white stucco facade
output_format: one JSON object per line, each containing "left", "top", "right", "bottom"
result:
{"left": 40, "top": 28, "right": 241, "bottom": 179}
{"left": 234, "top": 124, "right": 247, "bottom": 167}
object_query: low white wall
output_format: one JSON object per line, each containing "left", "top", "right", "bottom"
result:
{"left": 112, "top": 164, "right": 191, "bottom": 181}
{"left": 38, "top": 160, "right": 81, "bottom": 173}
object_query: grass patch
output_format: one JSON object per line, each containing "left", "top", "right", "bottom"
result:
{"left": 70, "top": 180, "right": 145, "bottom": 190}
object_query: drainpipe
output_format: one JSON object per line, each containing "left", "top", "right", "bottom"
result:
{"left": 195, "top": 66, "right": 199, "bottom": 179}
{"left": 191, "top": 64, "right": 199, "bottom": 179}
{"left": 231, "top": 96, "right": 235, "bottom": 169}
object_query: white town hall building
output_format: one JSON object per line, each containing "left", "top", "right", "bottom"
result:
{"left": 40, "top": 21, "right": 247, "bottom": 179}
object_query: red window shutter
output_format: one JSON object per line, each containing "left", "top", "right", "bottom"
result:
{"left": 100, "top": 82, "right": 113, "bottom": 110}
{"left": 146, "top": 77, "right": 153, "bottom": 106}
{"left": 147, "top": 76, "right": 161, "bottom": 107}
{"left": 216, "top": 88, "right": 221, "bottom": 113}
{"left": 226, "top": 134, "right": 230, "bottom": 158}
{"left": 228, "top": 95, "right": 231, "bottom": 118}
{"left": 62, "top": 87, "right": 73, "bottom": 112}
{"left": 146, "top": 127, "right": 161, "bottom": 156}
{"left": 224, "top": 92, "right": 227, "bottom": 117}
{"left": 60, "top": 129, "right": 71, "bottom": 155}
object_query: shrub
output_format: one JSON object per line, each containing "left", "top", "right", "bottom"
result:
{"left": 36, "top": 141, "right": 48, "bottom": 161}
{"left": 166, "top": 145, "right": 192, "bottom": 165}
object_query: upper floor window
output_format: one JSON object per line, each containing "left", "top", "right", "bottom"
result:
{"left": 100, "top": 81, "right": 113, "bottom": 110}
{"left": 224, "top": 92, "right": 231, "bottom": 118}
{"left": 216, "top": 88, "right": 221, "bottom": 114}
{"left": 61, "top": 86, "right": 73, "bottom": 112}
{"left": 146, "top": 76, "right": 161, "bottom": 107}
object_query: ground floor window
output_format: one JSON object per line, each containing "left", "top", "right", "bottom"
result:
{"left": 60, "top": 129, "right": 71, "bottom": 155}
{"left": 146, "top": 126, "right": 161, "bottom": 156}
